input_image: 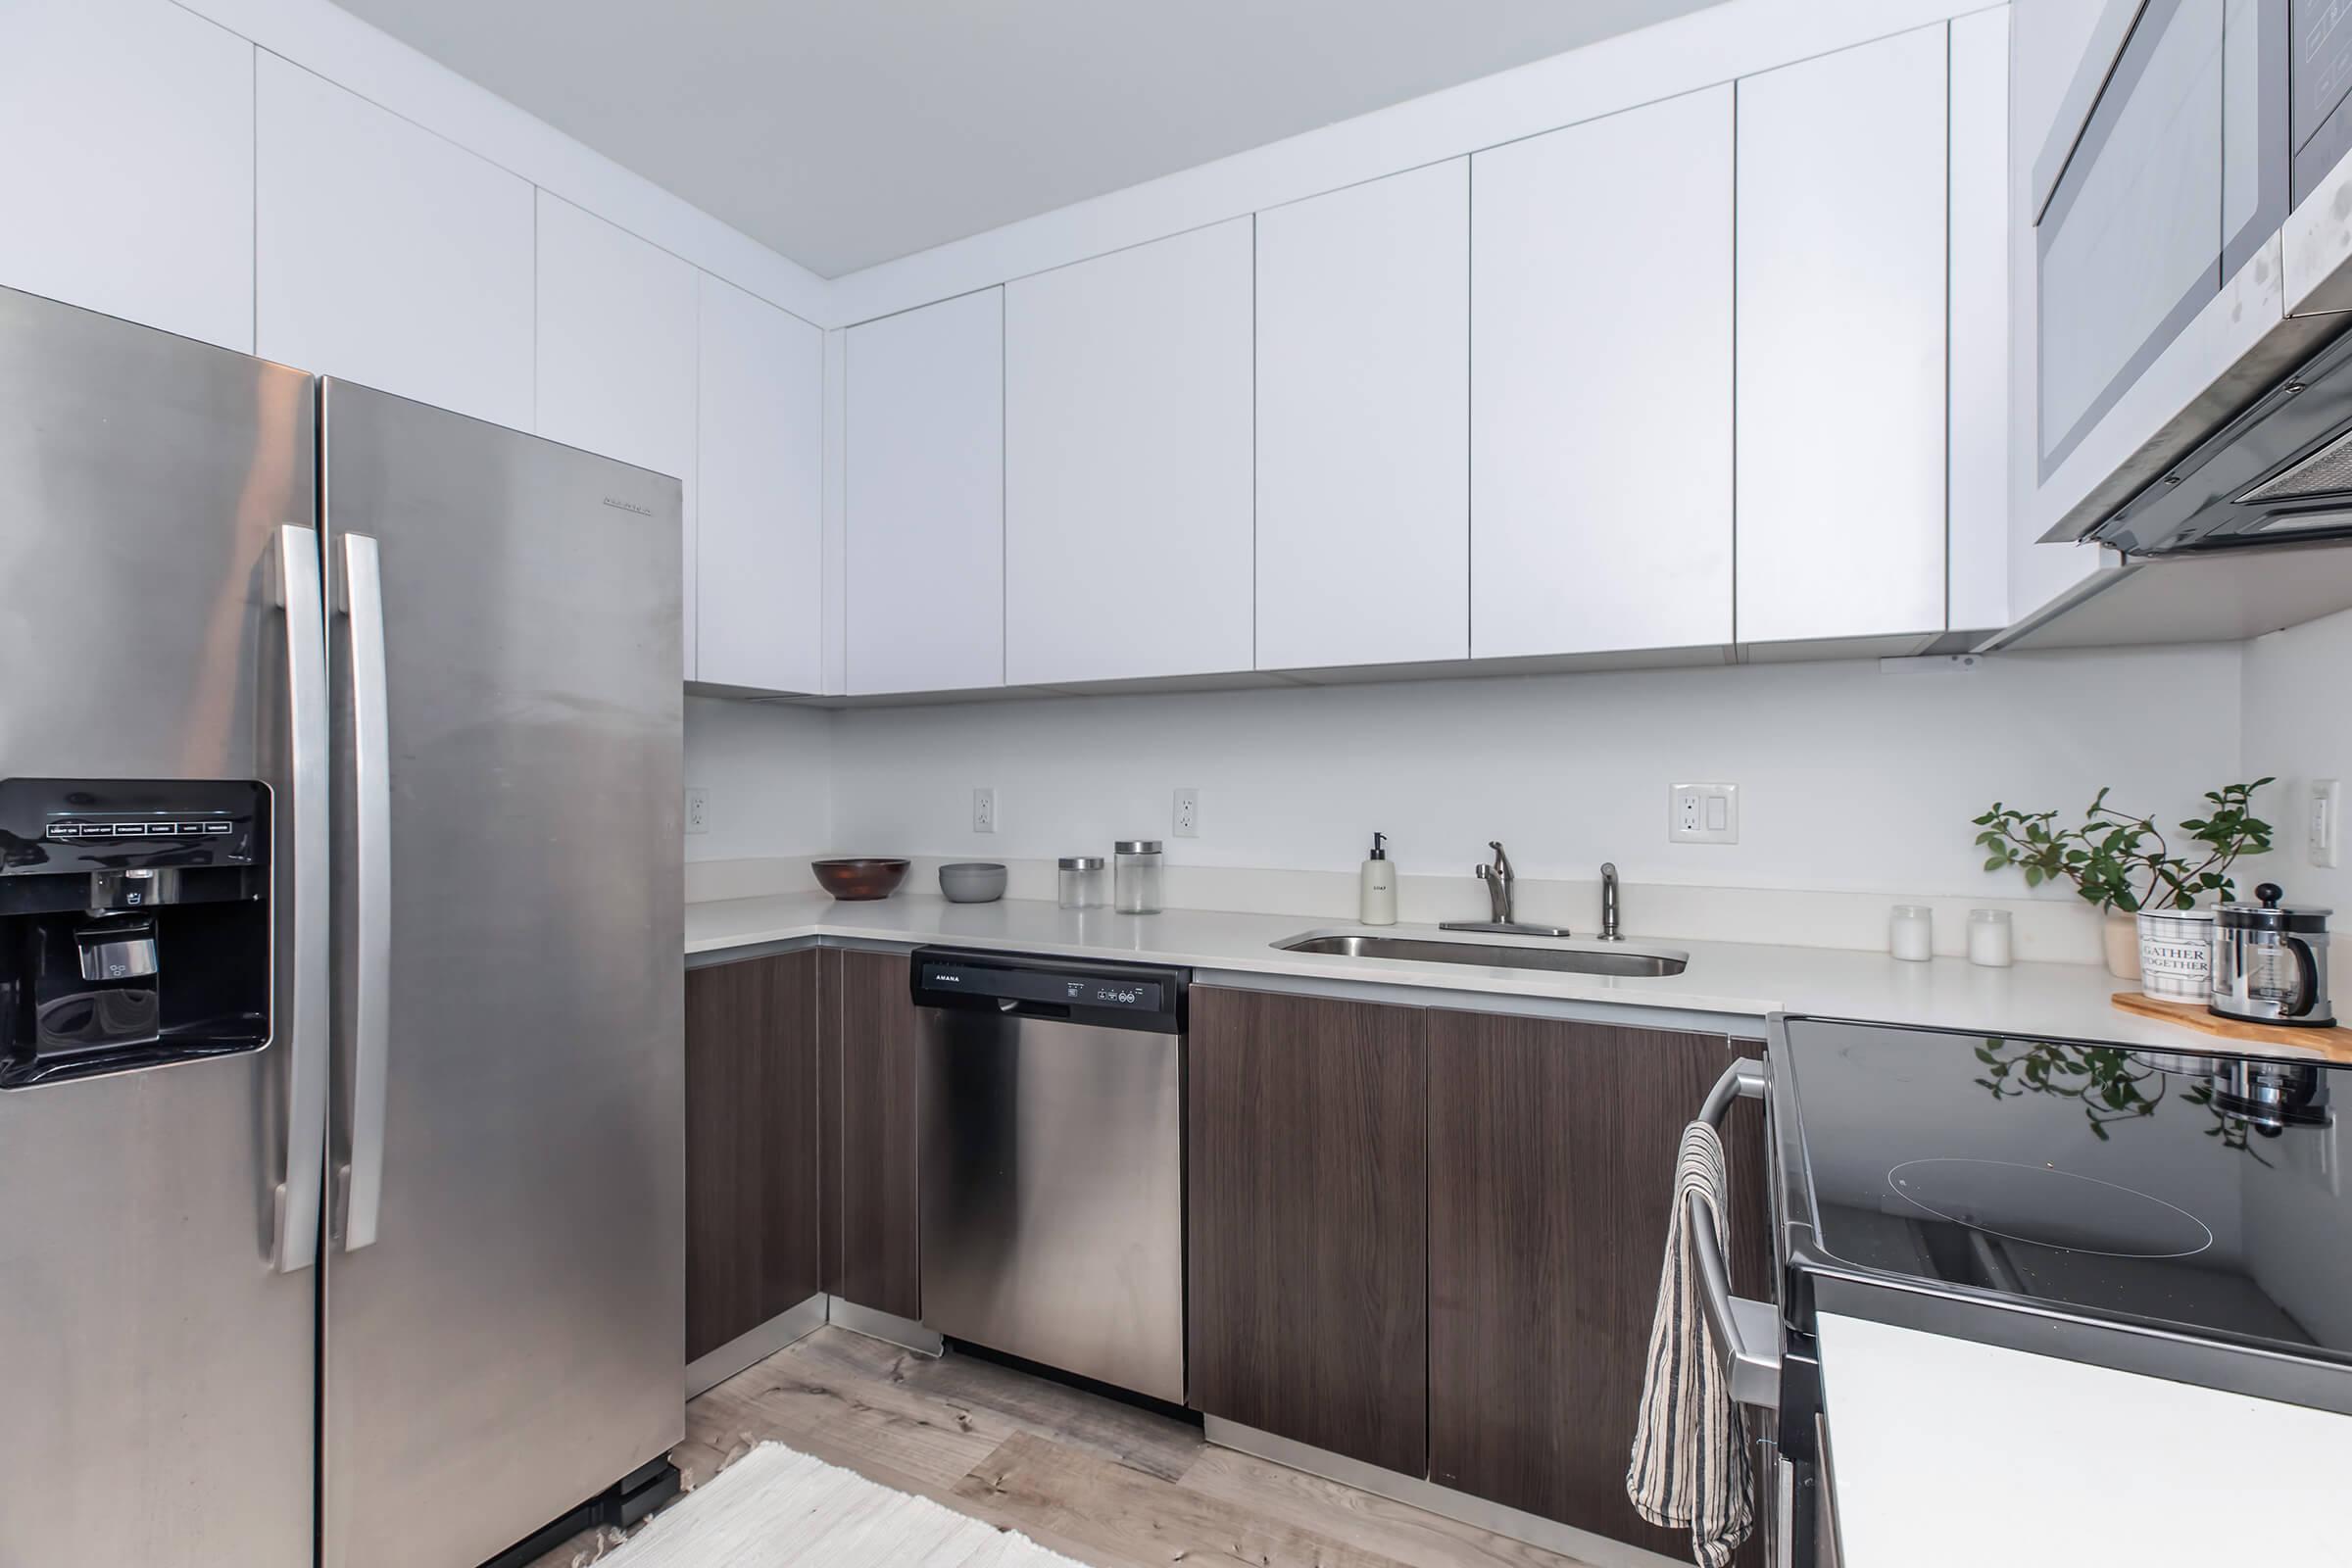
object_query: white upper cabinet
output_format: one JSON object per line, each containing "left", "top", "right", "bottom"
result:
{"left": 534, "top": 193, "right": 700, "bottom": 677}
{"left": 1256, "top": 163, "right": 1469, "bottom": 670}
{"left": 1005, "top": 220, "right": 1256, "bottom": 686}
{"left": 0, "top": 0, "right": 254, "bottom": 352}
{"left": 1472, "top": 87, "right": 1736, "bottom": 659}
{"left": 696, "top": 275, "right": 824, "bottom": 695}
{"left": 1736, "top": 25, "right": 1950, "bottom": 645}
{"left": 1947, "top": 6, "right": 2014, "bottom": 634}
{"left": 845, "top": 289, "right": 1005, "bottom": 696}
{"left": 256, "top": 55, "right": 534, "bottom": 431}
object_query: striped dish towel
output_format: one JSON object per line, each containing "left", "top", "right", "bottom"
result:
{"left": 1625, "top": 1119, "right": 1753, "bottom": 1567}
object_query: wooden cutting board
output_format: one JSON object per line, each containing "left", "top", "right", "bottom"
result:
{"left": 2111, "top": 990, "right": 2351, "bottom": 1059}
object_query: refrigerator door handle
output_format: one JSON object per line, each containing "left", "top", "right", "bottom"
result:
{"left": 273, "top": 525, "right": 330, "bottom": 1275}
{"left": 338, "top": 531, "right": 392, "bottom": 1252}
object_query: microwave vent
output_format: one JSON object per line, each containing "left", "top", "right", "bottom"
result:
{"left": 2239, "top": 424, "right": 2352, "bottom": 503}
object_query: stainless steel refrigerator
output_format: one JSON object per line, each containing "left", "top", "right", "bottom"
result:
{"left": 0, "top": 285, "right": 685, "bottom": 1567}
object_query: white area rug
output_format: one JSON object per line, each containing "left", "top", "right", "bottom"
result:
{"left": 596, "top": 1443, "right": 1090, "bottom": 1567}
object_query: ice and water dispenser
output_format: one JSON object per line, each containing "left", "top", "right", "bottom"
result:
{"left": 0, "top": 779, "right": 270, "bottom": 1086}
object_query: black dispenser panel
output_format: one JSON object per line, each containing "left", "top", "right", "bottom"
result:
{"left": 0, "top": 779, "right": 271, "bottom": 1088}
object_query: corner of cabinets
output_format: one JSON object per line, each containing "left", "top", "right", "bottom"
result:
{"left": 842, "top": 291, "right": 1005, "bottom": 698}
{"left": 695, "top": 275, "right": 825, "bottom": 695}
{"left": 683, "top": 950, "right": 822, "bottom": 1363}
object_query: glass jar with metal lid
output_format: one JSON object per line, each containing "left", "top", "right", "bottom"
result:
{"left": 1113, "top": 840, "right": 1163, "bottom": 914}
{"left": 2211, "top": 883, "right": 2334, "bottom": 1026}
{"left": 1057, "top": 857, "right": 1109, "bottom": 910}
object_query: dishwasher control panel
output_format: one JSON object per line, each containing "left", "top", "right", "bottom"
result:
{"left": 910, "top": 948, "right": 1185, "bottom": 1032}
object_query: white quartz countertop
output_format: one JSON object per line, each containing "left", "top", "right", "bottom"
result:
{"left": 1817, "top": 1313, "right": 2352, "bottom": 1567}
{"left": 685, "top": 891, "right": 2327, "bottom": 1052}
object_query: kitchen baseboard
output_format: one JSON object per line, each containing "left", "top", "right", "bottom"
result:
{"left": 1201, "top": 1416, "right": 1690, "bottom": 1568}
{"left": 687, "top": 1293, "right": 828, "bottom": 1397}
{"left": 827, "top": 1297, "right": 944, "bottom": 1356}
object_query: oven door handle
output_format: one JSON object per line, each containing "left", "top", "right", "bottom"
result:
{"left": 1691, "top": 1055, "right": 1781, "bottom": 1408}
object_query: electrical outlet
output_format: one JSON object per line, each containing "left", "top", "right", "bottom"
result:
{"left": 1669, "top": 782, "right": 1739, "bottom": 845}
{"left": 2313, "top": 779, "right": 2341, "bottom": 869}
{"left": 972, "top": 786, "right": 997, "bottom": 835}
{"left": 685, "top": 788, "right": 710, "bottom": 836}
{"left": 1173, "top": 787, "right": 1199, "bottom": 838}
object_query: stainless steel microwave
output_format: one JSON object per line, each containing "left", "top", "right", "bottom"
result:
{"left": 2029, "top": 0, "right": 2352, "bottom": 556}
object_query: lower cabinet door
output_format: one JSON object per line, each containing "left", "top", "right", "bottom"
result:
{"left": 824, "top": 948, "right": 923, "bottom": 1321}
{"left": 1186, "top": 986, "right": 1428, "bottom": 1476}
{"left": 684, "top": 951, "right": 821, "bottom": 1363}
{"left": 1427, "top": 1010, "right": 1771, "bottom": 1561}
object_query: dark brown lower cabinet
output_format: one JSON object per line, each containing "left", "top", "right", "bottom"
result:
{"left": 1186, "top": 986, "right": 1428, "bottom": 1477}
{"left": 684, "top": 951, "right": 821, "bottom": 1363}
{"left": 822, "top": 948, "right": 923, "bottom": 1321}
{"left": 1427, "top": 1009, "right": 1771, "bottom": 1563}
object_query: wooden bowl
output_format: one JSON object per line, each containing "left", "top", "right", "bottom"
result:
{"left": 811, "top": 858, "right": 909, "bottom": 901}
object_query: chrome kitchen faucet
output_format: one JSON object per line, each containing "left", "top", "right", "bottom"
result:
{"left": 1477, "top": 841, "right": 1514, "bottom": 923}
{"left": 1441, "top": 841, "right": 1574, "bottom": 940}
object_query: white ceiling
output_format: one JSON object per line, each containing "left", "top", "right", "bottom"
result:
{"left": 332, "top": 0, "right": 1730, "bottom": 278}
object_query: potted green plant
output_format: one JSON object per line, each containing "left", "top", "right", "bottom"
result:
{"left": 1972, "top": 780, "right": 2275, "bottom": 986}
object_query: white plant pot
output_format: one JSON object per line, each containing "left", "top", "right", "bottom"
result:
{"left": 2103, "top": 912, "right": 2143, "bottom": 981}
{"left": 2135, "top": 908, "right": 2216, "bottom": 1003}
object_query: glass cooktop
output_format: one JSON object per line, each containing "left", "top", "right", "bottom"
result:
{"left": 1780, "top": 1019, "right": 2351, "bottom": 1362}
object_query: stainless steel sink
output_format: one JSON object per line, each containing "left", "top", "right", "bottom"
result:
{"left": 1274, "top": 932, "right": 1689, "bottom": 978}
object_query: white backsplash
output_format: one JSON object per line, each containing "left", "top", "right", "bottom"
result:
{"left": 819, "top": 642, "right": 2244, "bottom": 890}
{"left": 682, "top": 636, "right": 2283, "bottom": 962}
{"left": 683, "top": 696, "right": 832, "bottom": 862}
{"left": 2239, "top": 604, "right": 2352, "bottom": 914}
{"left": 686, "top": 853, "right": 2121, "bottom": 964}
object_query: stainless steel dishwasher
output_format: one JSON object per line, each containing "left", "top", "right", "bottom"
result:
{"left": 910, "top": 946, "right": 1187, "bottom": 1403}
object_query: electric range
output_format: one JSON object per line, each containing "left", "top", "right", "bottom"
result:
{"left": 1769, "top": 1015, "right": 2352, "bottom": 1415}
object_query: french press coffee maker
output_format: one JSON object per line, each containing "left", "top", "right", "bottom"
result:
{"left": 2210, "top": 883, "right": 2335, "bottom": 1028}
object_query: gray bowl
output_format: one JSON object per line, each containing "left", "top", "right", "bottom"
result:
{"left": 938, "top": 861, "right": 1007, "bottom": 904}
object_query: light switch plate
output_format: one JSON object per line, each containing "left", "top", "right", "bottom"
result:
{"left": 685, "top": 788, "right": 710, "bottom": 835}
{"left": 1669, "top": 782, "right": 1740, "bottom": 845}
{"left": 2313, "top": 779, "right": 2340, "bottom": 869}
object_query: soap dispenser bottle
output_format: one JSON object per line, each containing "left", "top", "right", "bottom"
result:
{"left": 1359, "top": 832, "right": 1398, "bottom": 926}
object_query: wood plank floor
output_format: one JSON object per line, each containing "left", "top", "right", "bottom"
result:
{"left": 525, "top": 1325, "right": 1598, "bottom": 1568}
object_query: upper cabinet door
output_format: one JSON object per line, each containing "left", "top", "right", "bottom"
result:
{"left": 1005, "top": 220, "right": 1255, "bottom": 686}
{"left": 1471, "top": 88, "right": 1735, "bottom": 659}
{"left": 534, "top": 194, "right": 700, "bottom": 678}
{"left": 1256, "top": 163, "right": 1469, "bottom": 671}
{"left": 0, "top": 0, "right": 254, "bottom": 353}
{"left": 1736, "top": 25, "right": 1950, "bottom": 644}
{"left": 845, "top": 290, "right": 1004, "bottom": 696}
{"left": 698, "top": 276, "right": 824, "bottom": 695}
{"left": 1947, "top": 5, "right": 2014, "bottom": 634}
{"left": 256, "top": 55, "right": 534, "bottom": 431}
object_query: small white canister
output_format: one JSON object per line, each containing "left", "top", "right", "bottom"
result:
{"left": 2135, "top": 907, "right": 2216, "bottom": 1003}
{"left": 1967, "top": 908, "right": 2014, "bottom": 968}
{"left": 1889, "top": 906, "right": 1934, "bottom": 962}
